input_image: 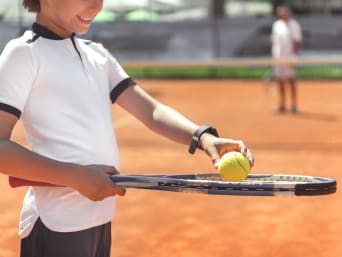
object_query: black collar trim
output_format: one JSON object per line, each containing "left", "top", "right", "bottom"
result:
{"left": 32, "top": 23, "right": 75, "bottom": 40}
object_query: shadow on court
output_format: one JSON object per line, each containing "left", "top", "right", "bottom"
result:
{"left": 296, "top": 111, "right": 338, "bottom": 122}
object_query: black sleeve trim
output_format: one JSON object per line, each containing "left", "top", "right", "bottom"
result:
{"left": 110, "top": 78, "right": 137, "bottom": 104}
{"left": 0, "top": 103, "right": 21, "bottom": 119}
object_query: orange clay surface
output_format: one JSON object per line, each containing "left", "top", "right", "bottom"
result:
{"left": 1, "top": 79, "right": 341, "bottom": 257}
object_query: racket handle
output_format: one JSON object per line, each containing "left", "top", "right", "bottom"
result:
{"left": 9, "top": 176, "right": 57, "bottom": 188}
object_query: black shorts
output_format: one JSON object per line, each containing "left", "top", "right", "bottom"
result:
{"left": 20, "top": 218, "right": 111, "bottom": 257}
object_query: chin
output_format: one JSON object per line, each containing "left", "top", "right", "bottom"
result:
{"left": 71, "top": 22, "right": 92, "bottom": 35}
{"left": 76, "top": 30, "right": 88, "bottom": 35}
{"left": 75, "top": 27, "right": 90, "bottom": 35}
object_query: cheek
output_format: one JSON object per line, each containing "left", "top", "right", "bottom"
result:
{"left": 56, "top": 0, "right": 82, "bottom": 15}
{"left": 51, "top": 3, "right": 75, "bottom": 20}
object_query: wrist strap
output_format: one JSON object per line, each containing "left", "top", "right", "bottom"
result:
{"left": 188, "top": 125, "right": 219, "bottom": 154}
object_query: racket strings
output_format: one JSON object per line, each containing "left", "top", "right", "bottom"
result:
{"left": 157, "top": 181, "right": 296, "bottom": 192}
{"left": 157, "top": 180, "right": 335, "bottom": 193}
{"left": 196, "top": 174, "right": 317, "bottom": 183}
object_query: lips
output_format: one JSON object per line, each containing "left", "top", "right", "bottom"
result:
{"left": 78, "top": 16, "right": 93, "bottom": 24}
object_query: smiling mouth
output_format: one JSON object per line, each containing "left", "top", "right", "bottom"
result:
{"left": 78, "top": 16, "right": 93, "bottom": 24}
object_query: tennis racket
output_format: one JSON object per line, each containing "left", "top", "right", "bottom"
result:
{"left": 9, "top": 173, "right": 336, "bottom": 196}
{"left": 109, "top": 173, "right": 336, "bottom": 196}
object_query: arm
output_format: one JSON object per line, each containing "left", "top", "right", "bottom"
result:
{"left": 0, "top": 111, "right": 125, "bottom": 200}
{"left": 116, "top": 85, "right": 254, "bottom": 167}
{"left": 292, "top": 41, "right": 300, "bottom": 54}
{"left": 116, "top": 84, "right": 197, "bottom": 145}
{"left": 292, "top": 20, "right": 302, "bottom": 54}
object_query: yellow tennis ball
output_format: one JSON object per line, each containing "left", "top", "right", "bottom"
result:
{"left": 218, "top": 151, "right": 250, "bottom": 181}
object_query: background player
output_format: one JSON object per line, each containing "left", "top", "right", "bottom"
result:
{"left": 271, "top": 5, "right": 302, "bottom": 114}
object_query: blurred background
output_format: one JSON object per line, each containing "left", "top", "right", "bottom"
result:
{"left": 0, "top": 0, "right": 342, "bottom": 78}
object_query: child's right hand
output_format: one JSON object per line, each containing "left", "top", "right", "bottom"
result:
{"left": 73, "top": 164, "right": 126, "bottom": 201}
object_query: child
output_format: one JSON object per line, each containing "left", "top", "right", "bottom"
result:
{"left": 0, "top": 1, "right": 253, "bottom": 257}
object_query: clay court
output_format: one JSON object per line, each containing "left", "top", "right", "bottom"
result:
{"left": 1, "top": 79, "right": 341, "bottom": 257}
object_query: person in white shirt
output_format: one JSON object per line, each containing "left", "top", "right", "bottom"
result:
{"left": 271, "top": 6, "right": 302, "bottom": 114}
{"left": 0, "top": 0, "right": 254, "bottom": 257}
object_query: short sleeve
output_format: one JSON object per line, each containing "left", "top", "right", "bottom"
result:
{"left": 271, "top": 21, "right": 281, "bottom": 57}
{"left": 107, "top": 53, "right": 136, "bottom": 103}
{"left": 0, "top": 39, "right": 36, "bottom": 118}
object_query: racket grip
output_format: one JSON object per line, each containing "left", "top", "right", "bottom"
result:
{"left": 9, "top": 176, "right": 57, "bottom": 188}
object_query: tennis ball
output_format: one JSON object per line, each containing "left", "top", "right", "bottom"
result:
{"left": 218, "top": 151, "right": 250, "bottom": 181}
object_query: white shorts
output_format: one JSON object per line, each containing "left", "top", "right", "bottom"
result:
{"left": 273, "top": 64, "right": 295, "bottom": 80}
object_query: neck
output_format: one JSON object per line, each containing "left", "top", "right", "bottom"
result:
{"left": 36, "top": 14, "right": 73, "bottom": 38}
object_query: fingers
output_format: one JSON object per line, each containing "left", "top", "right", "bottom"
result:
{"left": 80, "top": 165, "right": 125, "bottom": 200}
{"left": 201, "top": 138, "right": 221, "bottom": 167}
{"left": 244, "top": 148, "right": 254, "bottom": 167}
{"left": 210, "top": 149, "right": 220, "bottom": 168}
{"left": 237, "top": 142, "right": 254, "bottom": 167}
{"left": 90, "top": 184, "right": 126, "bottom": 201}
{"left": 103, "top": 169, "right": 126, "bottom": 196}
{"left": 112, "top": 185, "right": 126, "bottom": 196}
{"left": 238, "top": 142, "right": 248, "bottom": 155}
{"left": 100, "top": 165, "right": 120, "bottom": 175}
{"left": 204, "top": 138, "right": 254, "bottom": 169}
{"left": 92, "top": 186, "right": 126, "bottom": 201}
{"left": 103, "top": 168, "right": 126, "bottom": 196}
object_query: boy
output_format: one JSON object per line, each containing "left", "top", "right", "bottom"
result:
{"left": 271, "top": 6, "right": 302, "bottom": 114}
{"left": 0, "top": 1, "right": 253, "bottom": 257}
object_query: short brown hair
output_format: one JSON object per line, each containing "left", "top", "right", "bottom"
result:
{"left": 22, "top": 0, "right": 41, "bottom": 13}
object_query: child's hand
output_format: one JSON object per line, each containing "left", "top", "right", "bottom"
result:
{"left": 199, "top": 133, "right": 254, "bottom": 168}
{"left": 73, "top": 165, "right": 126, "bottom": 201}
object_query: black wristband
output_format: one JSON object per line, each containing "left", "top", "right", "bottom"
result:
{"left": 188, "top": 125, "right": 219, "bottom": 154}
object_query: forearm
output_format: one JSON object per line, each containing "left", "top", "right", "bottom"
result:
{"left": 148, "top": 104, "right": 199, "bottom": 145}
{"left": 0, "top": 138, "right": 82, "bottom": 187}
{"left": 293, "top": 41, "right": 300, "bottom": 54}
{"left": 116, "top": 85, "right": 202, "bottom": 146}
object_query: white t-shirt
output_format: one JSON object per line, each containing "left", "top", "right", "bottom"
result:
{"left": 271, "top": 18, "right": 302, "bottom": 58}
{"left": 271, "top": 18, "right": 302, "bottom": 79}
{"left": 0, "top": 23, "right": 135, "bottom": 238}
